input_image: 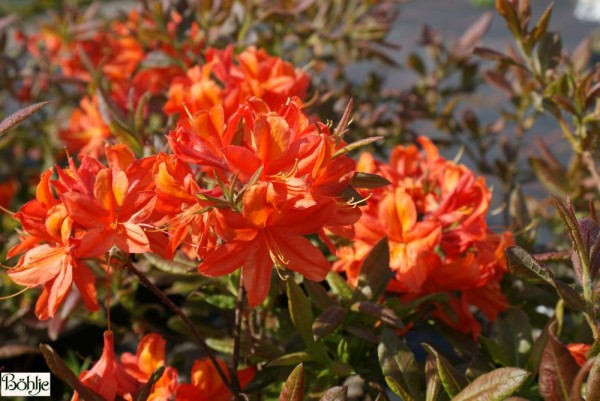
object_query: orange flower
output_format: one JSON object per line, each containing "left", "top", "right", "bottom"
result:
{"left": 7, "top": 169, "right": 99, "bottom": 319}
{"left": 164, "top": 45, "right": 308, "bottom": 122}
{"left": 200, "top": 185, "right": 334, "bottom": 307}
{"left": 176, "top": 358, "right": 255, "bottom": 401}
{"left": 567, "top": 343, "right": 591, "bottom": 367}
{"left": 8, "top": 243, "right": 98, "bottom": 320}
{"left": 73, "top": 331, "right": 140, "bottom": 401}
{"left": 61, "top": 166, "right": 155, "bottom": 258}
{"left": 334, "top": 136, "right": 512, "bottom": 335}
{"left": 121, "top": 333, "right": 178, "bottom": 401}
{"left": 6, "top": 145, "right": 160, "bottom": 319}
{"left": 153, "top": 154, "right": 217, "bottom": 259}
{"left": 165, "top": 99, "right": 358, "bottom": 306}
{"left": 59, "top": 96, "right": 111, "bottom": 158}
{"left": 121, "top": 333, "right": 166, "bottom": 381}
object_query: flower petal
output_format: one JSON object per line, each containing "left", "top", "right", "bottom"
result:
{"left": 269, "top": 231, "right": 330, "bottom": 282}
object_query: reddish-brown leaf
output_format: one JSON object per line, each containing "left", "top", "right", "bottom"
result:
{"left": 0, "top": 101, "right": 51, "bottom": 134}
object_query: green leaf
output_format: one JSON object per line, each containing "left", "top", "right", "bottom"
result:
{"left": 527, "top": 318, "right": 553, "bottom": 375}
{"left": 144, "top": 253, "right": 197, "bottom": 275}
{"left": 319, "top": 386, "right": 348, "bottom": 401}
{"left": 496, "top": 0, "right": 522, "bottom": 37}
{"left": 422, "top": 344, "right": 467, "bottom": 398}
{"left": 529, "top": 2, "right": 553, "bottom": 49}
{"left": 134, "top": 366, "right": 165, "bottom": 401}
{"left": 279, "top": 364, "right": 305, "bottom": 401}
{"left": 133, "top": 91, "right": 151, "bottom": 133}
{"left": 0, "top": 101, "right": 51, "bottom": 134}
{"left": 304, "top": 279, "right": 336, "bottom": 310}
{"left": 478, "top": 337, "right": 511, "bottom": 367}
{"left": 325, "top": 271, "right": 353, "bottom": 301}
{"left": 536, "top": 32, "right": 562, "bottom": 73}
{"left": 350, "top": 301, "right": 403, "bottom": 329}
{"left": 406, "top": 52, "right": 426, "bottom": 75}
{"left": 206, "top": 338, "right": 234, "bottom": 354}
{"left": 550, "top": 277, "right": 586, "bottom": 312}
{"left": 313, "top": 306, "right": 346, "bottom": 340}
{"left": 387, "top": 293, "right": 451, "bottom": 319}
{"left": 465, "top": 353, "right": 494, "bottom": 380}
{"left": 333, "top": 136, "right": 383, "bottom": 158}
{"left": 586, "top": 337, "right": 600, "bottom": 359}
{"left": 351, "top": 238, "right": 390, "bottom": 302}
{"left": 473, "top": 47, "right": 520, "bottom": 66}
{"left": 287, "top": 279, "right": 329, "bottom": 364}
{"left": 329, "top": 360, "right": 354, "bottom": 377}
{"left": 378, "top": 329, "right": 421, "bottom": 401}
{"left": 97, "top": 90, "right": 142, "bottom": 154}
{"left": 498, "top": 309, "right": 533, "bottom": 368}
{"left": 552, "top": 197, "right": 590, "bottom": 287}
{"left": 452, "top": 368, "right": 530, "bottom": 401}
{"left": 539, "top": 323, "right": 579, "bottom": 401}
{"left": 508, "top": 245, "right": 583, "bottom": 311}
{"left": 506, "top": 246, "right": 554, "bottom": 285}
{"left": 333, "top": 99, "right": 353, "bottom": 144}
{"left": 425, "top": 354, "right": 442, "bottom": 401}
{"left": 587, "top": 356, "right": 600, "bottom": 400}
{"left": 267, "top": 352, "right": 315, "bottom": 367}
{"left": 39, "top": 344, "right": 106, "bottom": 401}
{"left": 350, "top": 172, "right": 391, "bottom": 189}
{"left": 529, "top": 157, "right": 571, "bottom": 195}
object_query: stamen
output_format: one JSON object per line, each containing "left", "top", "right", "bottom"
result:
{"left": 272, "top": 158, "right": 299, "bottom": 181}
{"left": 273, "top": 260, "right": 288, "bottom": 281}
{"left": 183, "top": 103, "right": 194, "bottom": 121}
{"left": 345, "top": 193, "right": 373, "bottom": 207}
{"left": 0, "top": 286, "right": 29, "bottom": 300}
{"left": 265, "top": 233, "right": 290, "bottom": 281}
{"left": 0, "top": 204, "right": 15, "bottom": 216}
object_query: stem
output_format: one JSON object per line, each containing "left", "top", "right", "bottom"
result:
{"left": 570, "top": 356, "right": 595, "bottom": 401}
{"left": 585, "top": 312, "right": 599, "bottom": 340}
{"left": 125, "top": 261, "right": 236, "bottom": 393}
{"left": 583, "top": 150, "right": 600, "bottom": 195}
{"left": 230, "top": 279, "right": 246, "bottom": 397}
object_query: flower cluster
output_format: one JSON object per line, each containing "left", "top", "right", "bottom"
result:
{"left": 334, "top": 137, "right": 513, "bottom": 336}
{"left": 72, "top": 331, "right": 254, "bottom": 401}
{"left": 6, "top": 144, "right": 162, "bottom": 318}
{"left": 165, "top": 96, "right": 360, "bottom": 306}
{"left": 19, "top": 8, "right": 309, "bottom": 161}
{"left": 7, "top": 9, "right": 359, "bottom": 314}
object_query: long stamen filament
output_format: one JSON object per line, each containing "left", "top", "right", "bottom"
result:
{"left": 0, "top": 286, "right": 29, "bottom": 300}
{"left": 345, "top": 192, "right": 373, "bottom": 207}
{"left": 272, "top": 158, "right": 299, "bottom": 181}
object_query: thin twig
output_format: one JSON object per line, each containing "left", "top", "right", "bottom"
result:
{"left": 229, "top": 279, "right": 246, "bottom": 396}
{"left": 583, "top": 150, "right": 600, "bottom": 195}
{"left": 570, "top": 356, "right": 594, "bottom": 401}
{"left": 125, "top": 261, "right": 237, "bottom": 393}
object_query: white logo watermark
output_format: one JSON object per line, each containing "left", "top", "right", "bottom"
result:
{"left": 0, "top": 373, "right": 51, "bottom": 397}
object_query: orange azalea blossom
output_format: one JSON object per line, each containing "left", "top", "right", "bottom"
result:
{"left": 153, "top": 154, "right": 219, "bottom": 259}
{"left": 567, "top": 343, "right": 591, "bottom": 367}
{"left": 121, "top": 333, "right": 179, "bottom": 401}
{"left": 164, "top": 45, "right": 309, "bottom": 121}
{"left": 334, "top": 137, "right": 513, "bottom": 336}
{"left": 7, "top": 167, "right": 100, "bottom": 319}
{"left": 165, "top": 99, "right": 358, "bottom": 306}
{"left": 6, "top": 145, "right": 165, "bottom": 319}
{"left": 59, "top": 96, "right": 111, "bottom": 158}
{"left": 23, "top": 8, "right": 201, "bottom": 156}
{"left": 201, "top": 190, "right": 335, "bottom": 306}
{"left": 176, "top": 358, "right": 255, "bottom": 401}
{"left": 72, "top": 331, "right": 140, "bottom": 401}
